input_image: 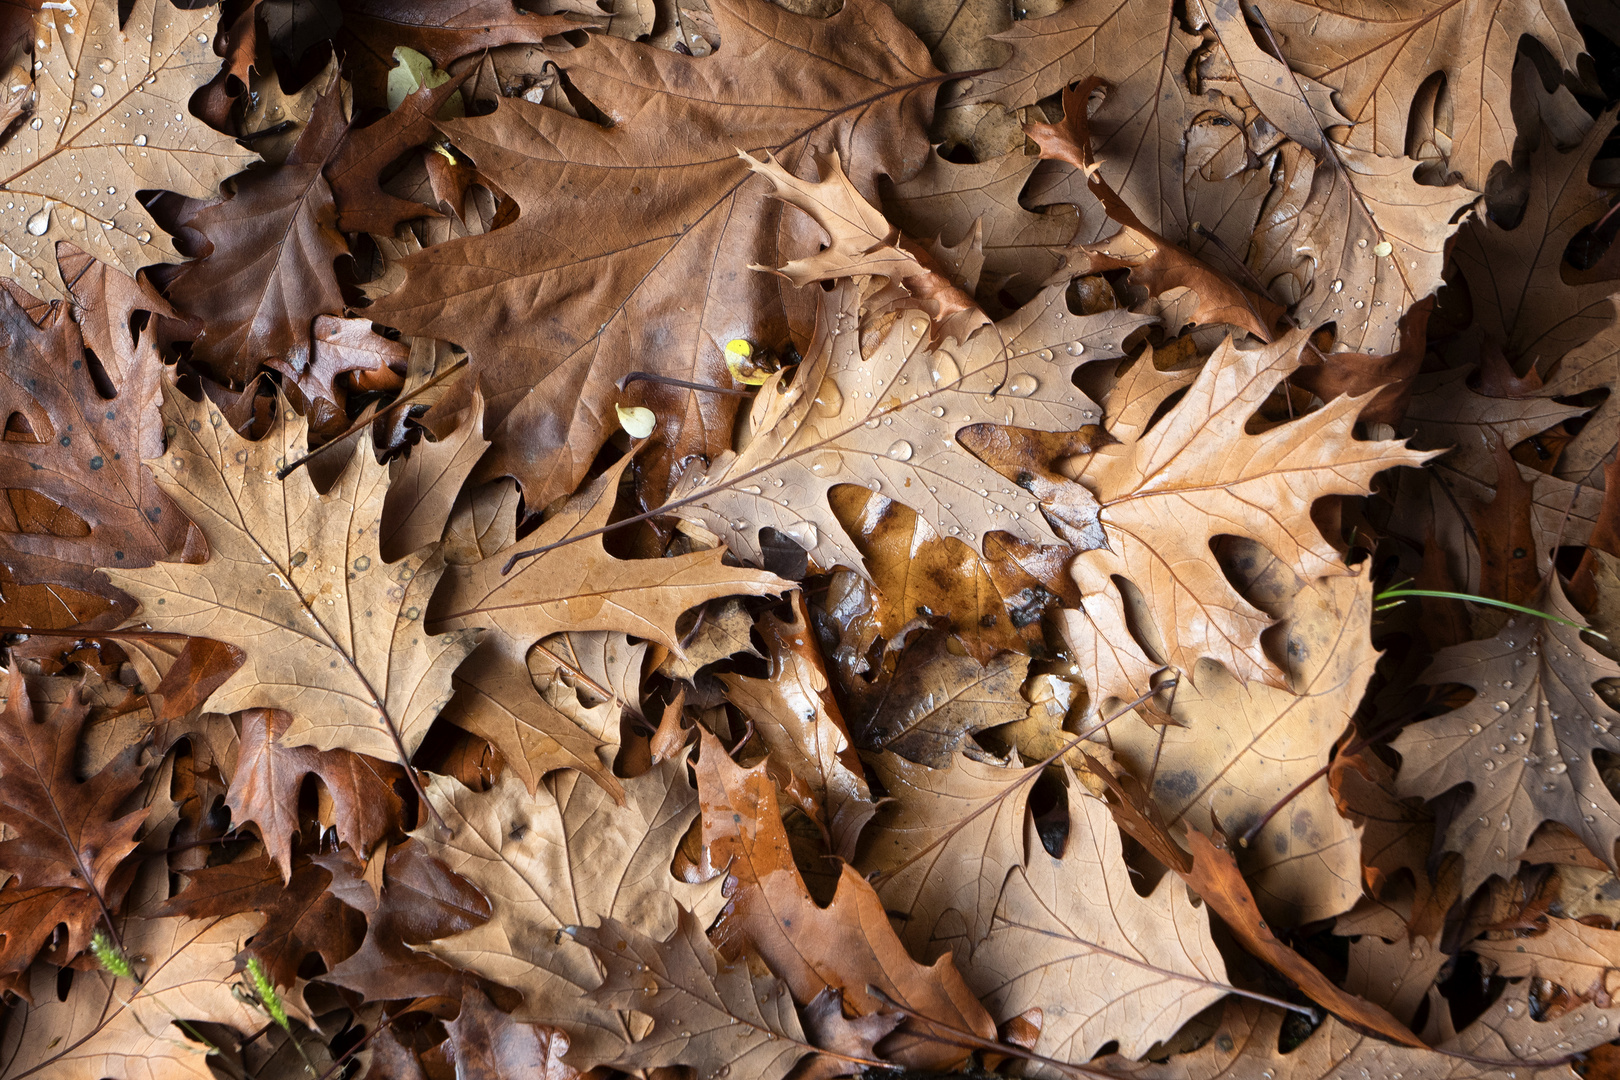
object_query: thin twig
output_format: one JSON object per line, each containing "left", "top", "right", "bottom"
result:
{"left": 276, "top": 357, "right": 469, "bottom": 480}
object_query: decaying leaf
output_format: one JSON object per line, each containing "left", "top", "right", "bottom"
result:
{"left": 0, "top": 0, "right": 258, "bottom": 299}
{"left": 102, "top": 383, "right": 481, "bottom": 771}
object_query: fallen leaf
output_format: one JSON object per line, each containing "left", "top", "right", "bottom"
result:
{"left": 368, "top": 0, "right": 947, "bottom": 512}
{"left": 427, "top": 455, "right": 786, "bottom": 796}
{"left": 968, "top": 772, "right": 1233, "bottom": 1063}
{"left": 572, "top": 906, "right": 853, "bottom": 1080}
{"left": 103, "top": 382, "right": 481, "bottom": 774}
{"left": 668, "top": 277, "right": 1149, "bottom": 574}
{"left": 410, "top": 755, "right": 725, "bottom": 1068}
{"left": 0, "top": 0, "right": 258, "bottom": 299}
{"left": 695, "top": 727, "right": 998, "bottom": 1070}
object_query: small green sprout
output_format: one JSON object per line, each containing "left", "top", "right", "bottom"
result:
{"left": 91, "top": 929, "right": 135, "bottom": 981}
{"left": 1374, "top": 580, "right": 1608, "bottom": 640}
{"left": 245, "top": 957, "right": 289, "bottom": 1031}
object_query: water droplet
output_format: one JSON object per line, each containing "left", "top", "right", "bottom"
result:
{"left": 1007, "top": 373, "right": 1039, "bottom": 397}
{"left": 1065, "top": 341, "right": 1085, "bottom": 356}
{"left": 89, "top": 83, "right": 104, "bottom": 98}
{"left": 929, "top": 405, "right": 945, "bottom": 417}
{"left": 1494, "top": 701, "right": 1509, "bottom": 712}
{"left": 133, "top": 133, "right": 146, "bottom": 146}
{"left": 886, "top": 439, "right": 913, "bottom": 461}
{"left": 1500, "top": 815, "right": 1512, "bottom": 830}
{"left": 1493, "top": 743, "right": 1507, "bottom": 753}
{"left": 25, "top": 207, "right": 49, "bottom": 235}
{"left": 1549, "top": 762, "right": 1568, "bottom": 774}
{"left": 812, "top": 380, "right": 842, "bottom": 417}
{"left": 810, "top": 451, "right": 840, "bottom": 474}
{"left": 930, "top": 352, "right": 960, "bottom": 385}
{"left": 96, "top": 58, "right": 113, "bottom": 73}
{"left": 1483, "top": 760, "right": 1497, "bottom": 771}
{"left": 1330, "top": 279, "right": 1343, "bottom": 293}
{"left": 1036, "top": 348, "right": 1053, "bottom": 362}
{"left": 1509, "top": 732, "right": 1526, "bottom": 744}
{"left": 740, "top": 485, "right": 762, "bottom": 495}
{"left": 136, "top": 230, "right": 151, "bottom": 243}
{"left": 1466, "top": 723, "right": 1483, "bottom": 734}
{"left": 1353, "top": 300, "right": 1365, "bottom": 308}
{"left": 1373, "top": 240, "right": 1393, "bottom": 256}
{"left": 28, "top": 116, "right": 41, "bottom": 129}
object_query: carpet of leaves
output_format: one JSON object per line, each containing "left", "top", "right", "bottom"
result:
{"left": 0, "top": 0, "right": 1619, "bottom": 1077}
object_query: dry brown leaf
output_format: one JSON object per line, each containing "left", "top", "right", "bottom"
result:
{"left": 1100, "top": 988, "right": 1618, "bottom": 1080}
{"left": 168, "top": 82, "right": 349, "bottom": 383}
{"left": 829, "top": 486, "right": 1035, "bottom": 662}
{"left": 0, "top": 0, "right": 258, "bottom": 300}
{"left": 1087, "top": 755, "right": 1424, "bottom": 1046}
{"left": 656, "top": 598, "right": 760, "bottom": 683}
{"left": 381, "top": 384, "right": 490, "bottom": 562}
{"left": 857, "top": 750, "right": 1036, "bottom": 958}
{"left": 0, "top": 669, "right": 149, "bottom": 984}
{"left": 225, "top": 708, "right": 405, "bottom": 880}
{"left": 443, "top": 984, "right": 579, "bottom": 1080}
{"left": 1065, "top": 330, "right": 1434, "bottom": 690}
{"left": 0, "top": 251, "right": 189, "bottom": 597}
{"left": 1450, "top": 90, "right": 1620, "bottom": 376}
{"left": 0, "top": 867, "right": 265, "bottom": 1080}
{"left": 411, "top": 755, "right": 725, "bottom": 1068}
{"left": 1095, "top": 563, "right": 1375, "bottom": 925}
{"left": 572, "top": 906, "right": 858, "bottom": 1080}
{"left": 1472, "top": 917, "right": 1620, "bottom": 1005}
{"left": 368, "top": 0, "right": 947, "bottom": 513}
{"left": 1393, "top": 576, "right": 1620, "bottom": 895}
{"left": 428, "top": 455, "right": 785, "bottom": 796}
{"left": 882, "top": 149, "right": 1080, "bottom": 306}
{"left": 695, "top": 727, "right": 997, "bottom": 1070}
{"left": 844, "top": 627, "right": 1029, "bottom": 766}
{"left": 102, "top": 383, "right": 481, "bottom": 772}
{"left": 967, "top": 774, "right": 1233, "bottom": 1064}
{"left": 669, "top": 278, "right": 1150, "bottom": 574}
{"left": 1341, "top": 934, "right": 1449, "bottom": 1028}
{"left": 719, "top": 595, "right": 875, "bottom": 859}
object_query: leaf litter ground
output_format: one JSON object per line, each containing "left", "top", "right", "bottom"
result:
{"left": 0, "top": 0, "right": 1619, "bottom": 1078}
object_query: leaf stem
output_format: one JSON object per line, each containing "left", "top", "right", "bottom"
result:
{"left": 275, "top": 357, "right": 470, "bottom": 480}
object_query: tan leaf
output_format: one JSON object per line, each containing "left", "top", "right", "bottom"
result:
{"left": 366, "top": 0, "right": 946, "bottom": 513}
{"left": 381, "top": 385, "right": 491, "bottom": 562}
{"left": 411, "top": 756, "right": 726, "bottom": 1068}
{"left": 0, "top": 869, "right": 265, "bottom": 1080}
{"left": 857, "top": 750, "right": 1036, "bottom": 957}
{"left": 428, "top": 455, "right": 786, "bottom": 795}
{"left": 0, "top": 0, "right": 258, "bottom": 299}
{"left": 718, "top": 594, "right": 874, "bottom": 859}
{"left": 967, "top": 776, "right": 1232, "bottom": 1064}
{"left": 572, "top": 906, "right": 859, "bottom": 1080}
{"left": 1394, "top": 578, "right": 1620, "bottom": 895}
{"left": 1066, "top": 332, "right": 1435, "bottom": 688}
{"left": 102, "top": 383, "right": 481, "bottom": 771}
{"left": 1096, "top": 564, "right": 1375, "bottom": 925}
{"left": 695, "top": 728, "right": 997, "bottom": 1070}
{"left": 669, "top": 278, "right": 1150, "bottom": 574}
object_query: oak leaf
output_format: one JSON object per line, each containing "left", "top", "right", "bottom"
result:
{"left": 856, "top": 750, "right": 1036, "bottom": 957}
{"left": 444, "top": 984, "right": 579, "bottom": 1080}
{"left": 102, "top": 383, "right": 481, "bottom": 772}
{"left": 368, "top": 0, "right": 947, "bottom": 511}
{"left": 168, "top": 81, "right": 350, "bottom": 383}
{"left": 572, "top": 906, "right": 863, "bottom": 1080}
{"left": 1472, "top": 917, "right": 1620, "bottom": 1006}
{"left": 1101, "top": 989, "right": 1618, "bottom": 1080}
{"left": 409, "top": 755, "right": 726, "bottom": 1068}
{"left": 0, "top": 252, "right": 189, "bottom": 596}
{"left": 718, "top": 595, "right": 874, "bottom": 859}
{"left": 225, "top": 709, "right": 406, "bottom": 881}
{"left": 668, "top": 278, "right": 1150, "bottom": 574}
{"left": 427, "top": 455, "right": 785, "bottom": 797}
{"left": 1095, "top": 562, "right": 1375, "bottom": 925}
{"left": 844, "top": 627, "right": 1029, "bottom": 767}
{"left": 380, "top": 384, "right": 490, "bottom": 563}
{"left": 1064, "top": 330, "right": 1434, "bottom": 689}
{"left": 0, "top": 0, "right": 257, "bottom": 299}
{"left": 694, "top": 727, "right": 997, "bottom": 1070}
{"left": 158, "top": 851, "right": 365, "bottom": 989}
{"left": 0, "top": 668, "right": 148, "bottom": 979}
{"left": 968, "top": 774, "right": 1233, "bottom": 1064}
{"left": 1393, "top": 578, "right": 1620, "bottom": 895}
{"left": 0, "top": 869, "right": 266, "bottom": 1080}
